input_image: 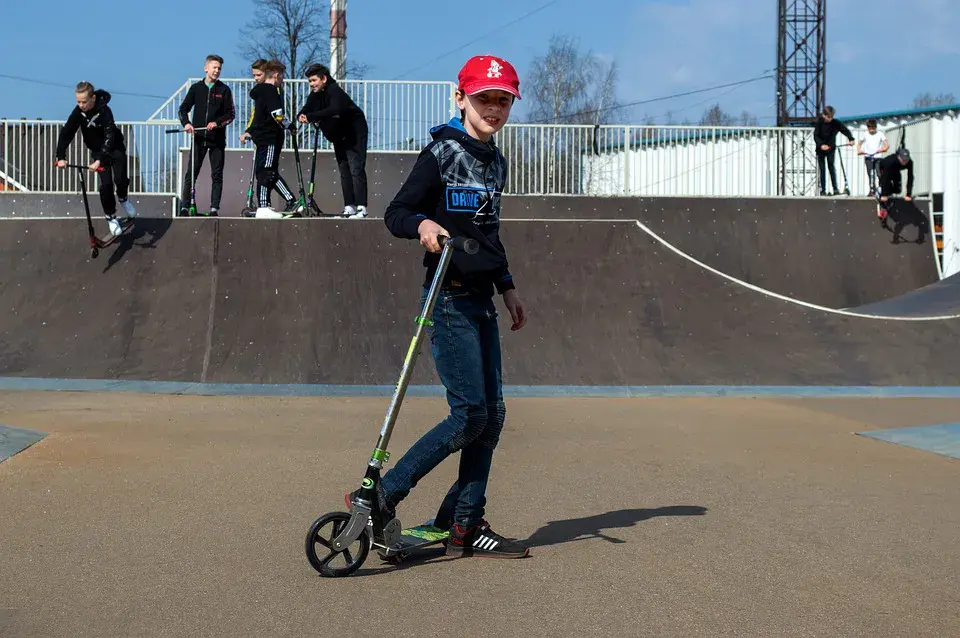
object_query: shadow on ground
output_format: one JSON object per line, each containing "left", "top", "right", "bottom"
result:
{"left": 342, "top": 505, "right": 709, "bottom": 578}
{"left": 523, "top": 506, "right": 709, "bottom": 548}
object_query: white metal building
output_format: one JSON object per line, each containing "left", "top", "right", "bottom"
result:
{"left": 841, "top": 104, "right": 960, "bottom": 277}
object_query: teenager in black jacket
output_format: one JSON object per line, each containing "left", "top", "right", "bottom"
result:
{"left": 813, "top": 106, "right": 854, "bottom": 196}
{"left": 878, "top": 148, "right": 914, "bottom": 201}
{"left": 55, "top": 82, "right": 136, "bottom": 237}
{"left": 177, "top": 55, "right": 235, "bottom": 216}
{"left": 244, "top": 60, "right": 299, "bottom": 218}
{"left": 297, "top": 64, "right": 369, "bottom": 218}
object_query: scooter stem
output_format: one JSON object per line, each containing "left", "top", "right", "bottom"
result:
{"left": 368, "top": 237, "right": 472, "bottom": 469}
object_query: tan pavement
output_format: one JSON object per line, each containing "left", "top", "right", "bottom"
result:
{"left": 1, "top": 391, "right": 958, "bottom": 637}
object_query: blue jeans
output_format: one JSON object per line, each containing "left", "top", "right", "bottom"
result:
{"left": 380, "top": 287, "right": 506, "bottom": 527}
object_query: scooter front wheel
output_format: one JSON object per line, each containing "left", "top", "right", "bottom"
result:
{"left": 305, "top": 511, "right": 370, "bottom": 577}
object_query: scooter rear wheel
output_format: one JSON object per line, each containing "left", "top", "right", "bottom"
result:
{"left": 305, "top": 511, "right": 370, "bottom": 577}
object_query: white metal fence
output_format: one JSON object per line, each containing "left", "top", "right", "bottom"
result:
{"left": 149, "top": 78, "right": 457, "bottom": 153}
{"left": 1, "top": 119, "right": 182, "bottom": 194}
{"left": 1, "top": 115, "right": 932, "bottom": 199}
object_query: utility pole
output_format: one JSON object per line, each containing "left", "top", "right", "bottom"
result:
{"left": 330, "top": 0, "right": 347, "bottom": 80}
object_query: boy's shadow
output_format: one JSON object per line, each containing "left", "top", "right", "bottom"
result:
{"left": 102, "top": 217, "right": 174, "bottom": 272}
{"left": 349, "top": 506, "right": 709, "bottom": 577}
{"left": 882, "top": 198, "right": 929, "bottom": 245}
{"left": 523, "top": 505, "right": 708, "bottom": 548}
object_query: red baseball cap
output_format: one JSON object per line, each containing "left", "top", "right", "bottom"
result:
{"left": 458, "top": 55, "right": 521, "bottom": 100}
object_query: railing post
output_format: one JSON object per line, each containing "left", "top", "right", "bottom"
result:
{"left": 623, "top": 126, "right": 630, "bottom": 196}
{"left": 2, "top": 120, "right": 7, "bottom": 191}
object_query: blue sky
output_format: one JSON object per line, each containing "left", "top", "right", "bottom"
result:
{"left": 1, "top": 0, "right": 956, "bottom": 125}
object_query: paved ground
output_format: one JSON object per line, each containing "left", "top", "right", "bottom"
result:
{"left": 1, "top": 391, "right": 957, "bottom": 636}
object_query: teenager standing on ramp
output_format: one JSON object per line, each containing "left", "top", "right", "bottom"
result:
{"left": 247, "top": 60, "right": 300, "bottom": 218}
{"left": 177, "top": 54, "right": 236, "bottom": 217}
{"left": 297, "top": 64, "right": 369, "bottom": 219}
{"left": 813, "top": 106, "right": 855, "bottom": 196}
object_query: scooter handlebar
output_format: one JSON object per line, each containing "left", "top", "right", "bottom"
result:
{"left": 55, "top": 162, "right": 104, "bottom": 172}
{"left": 440, "top": 236, "right": 479, "bottom": 255}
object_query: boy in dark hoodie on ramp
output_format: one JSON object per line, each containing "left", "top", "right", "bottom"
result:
{"left": 359, "top": 55, "right": 530, "bottom": 559}
{"left": 177, "top": 54, "right": 236, "bottom": 216}
{"left": 55, "top": 82, "right": 136, "bottom": 237}
{"left": 245, "top": 60, "right": 300, "bottom": 218}
{"left": 297, "top": 64, "right": 369, "bottom": 219}
{"left": 813, "top": 106, "right": 855, "bottom": 196}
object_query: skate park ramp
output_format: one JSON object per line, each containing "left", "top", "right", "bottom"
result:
{"left": 506, "top": 195, "right": 938, "bottom": 309}
{"left": 176, "top": 149, "right": 417, "bottom": 216}
{"left": 1, "top": 190, "right": 959, "bottom": 388}
{"left": 843, "top": 272, "right": 960, "bottom": 318}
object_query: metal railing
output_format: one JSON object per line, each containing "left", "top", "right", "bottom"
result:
{"left": 149, "top": 78, "right": 457, "bottom": 153}
{"left": 2, "top": 117, "right": 932, "bottom": 199}
{"left": 498, "top": 124, "right": 813, "bottom": 197}
{"left": 1, "top": 119, "right": 183, "bottom": 194}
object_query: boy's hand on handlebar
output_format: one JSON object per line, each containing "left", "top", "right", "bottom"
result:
{"left": 418, "top": 219, "right": 448, "bottom": 254}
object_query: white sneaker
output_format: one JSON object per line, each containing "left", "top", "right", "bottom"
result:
{"left": 107, "top": 217, "right": 124, "bottom": 236}
{"left": 255, "top": 207, "right": 284, "bottom": 219}
{"left": 119, "top": 199, "right": 137, "bottom": 218}
{"left": 342, "top": 205, "right": 357, "bottom": 218}
{"left": 349, "top": 205, "right": 368, "bottom": 219}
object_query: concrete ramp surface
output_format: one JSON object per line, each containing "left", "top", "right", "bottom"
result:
{"left": 0, "top": 194, "right": 957, "bottom": 387}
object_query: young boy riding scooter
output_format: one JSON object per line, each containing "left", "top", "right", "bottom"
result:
{"left": 352, "top": 55, "right": 530, "bottom": 559}
{"left": 55, "top": 82, "right": 136, "bottom": 236}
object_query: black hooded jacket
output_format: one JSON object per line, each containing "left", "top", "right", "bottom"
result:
{"left": 878, "top": 154, "right": 914, "bottom": 196}
{"left": 245, "top": 83, "right": 290, "bottom": 146}
{"left": 297, "top": 78, "right": 366, "bottom": 142}
{"left": 384, "top": 118, "right": 515, "bottom": 297}
{"left": 55, "top": 89, "right": 126, "bottom": 163}
{"left": 813, "top": 116, "right": 854, "bottom": 151}
{"left": 178, "top": 79, "right": 236, "bottom": 147}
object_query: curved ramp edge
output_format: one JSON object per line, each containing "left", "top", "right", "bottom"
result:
{"left": 630, "top": 219, "right": 960, "bottom": 322}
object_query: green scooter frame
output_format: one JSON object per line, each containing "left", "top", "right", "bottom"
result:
{"left": 304, "top": 235, "right": 479, "bottom": 577}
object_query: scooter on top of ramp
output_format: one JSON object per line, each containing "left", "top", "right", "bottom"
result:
{"left": 58, "top": 162, "right": 133, "bottom": 259}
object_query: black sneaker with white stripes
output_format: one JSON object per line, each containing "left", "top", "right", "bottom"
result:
{"left": 445, "top": 520, "right": 529, "bottom": 559}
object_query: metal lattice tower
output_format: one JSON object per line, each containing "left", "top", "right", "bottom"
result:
{"left": 776, "top": 0, "right": 827, "bottom": 195}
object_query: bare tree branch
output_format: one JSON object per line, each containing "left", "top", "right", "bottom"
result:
{"left": 237, "top": 0, "right": 359, "bottom": 78}
{"left": 525, "top": 34, "right": 622, "bottom": 125}
{"left": 912, "top": 92, "right": 957, "bottom": 108}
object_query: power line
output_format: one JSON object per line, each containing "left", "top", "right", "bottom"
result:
{"left": 526, "top": 71, "right": 776, "bottom": 124}
{"left": 0, "top": 74, "right": 169, "bottom": 100}
{"left": 390, "top": 0, "right": 564, "bottom": 81}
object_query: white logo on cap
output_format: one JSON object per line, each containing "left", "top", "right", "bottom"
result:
{"left": 487, "top": 60, "right": 503, "bottom": 78}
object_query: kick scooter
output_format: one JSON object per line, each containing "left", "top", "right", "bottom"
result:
{"left": 59, "top": 162, "right": 133, "bottom": 259}
{"left": 837, "top": 142, "right": 852, "bottom": 196}
{"left": 240, "top": 150, "right": 258, "bottom": 217}
{"left": 167, "top": 127, "right": 212, "bottom": 216}
{"left": 304, "top": 235, "right": 479, "bottom": 577}
{"left": 304, "top": 126, "right": 329, "bottom": 216}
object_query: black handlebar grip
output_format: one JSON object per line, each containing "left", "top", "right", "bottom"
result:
{"left": 441, "top": 236, "right": 479, "bottom": 254}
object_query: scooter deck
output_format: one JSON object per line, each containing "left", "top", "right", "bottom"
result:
{"left": 96, "top": 218, "right": 134, "bottom": 247}
{"left": 375, "top": 523, "right": 449, "bottom": 560}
